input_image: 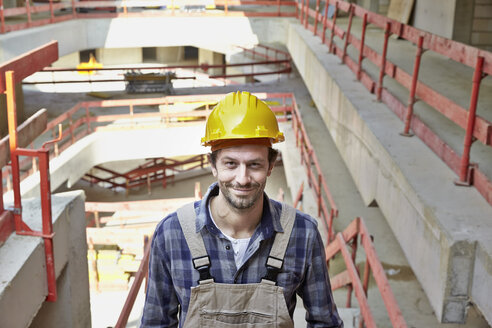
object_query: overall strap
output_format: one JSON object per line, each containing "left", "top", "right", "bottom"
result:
{"left": 262, "top": 203, "right": 297, "bottom": 285}
{"left": 177, "top": 203, "right": 214, "bottom": 283}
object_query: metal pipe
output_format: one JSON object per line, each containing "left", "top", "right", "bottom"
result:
{"left": 5, "top": 71, "right": 23, "bottom": 231}
{"left": 304, "top": 0, "right": 308, "bottom": 28}
{"left": 0, "top": 0, "right": 5, "bottom": 34}
{"left": 377, "top": 21, "right": 391, "bottom": 101}
{"left": 357, "top": 13, "right": 368, "bottom": 80}
{"left": 342, "top": 4, "right": 353, "bottom": 67}
{"left": 26, "top": 0, "right": 31, "bottom": 27}
{"left": 49, "top": 0, "right": 54, "bottom": 23}
{"left": 458, "top": 56, "right": 485, "bottom": 183}
{"left": 39, "top": 149, "right": 57, "bottom": 301}
{"left": 402, "top": 36, "right": 424, "bottom": 136}
{"left": 321, "top": 0, "right": 329, "bottom": 44}
{"left": 328, "top": 1, "right": 338, "bottom": 53}
{"left": 313, "top": 0, "right": 320, "bottom": 36}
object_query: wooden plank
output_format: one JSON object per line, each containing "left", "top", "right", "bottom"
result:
{"left": 0, "top": 108, "right": 47, "bottom": 168}
{"left": 0, "top": 41, "right": 58, "bottom": 93}
{"left": 85, "top": 197, "right": 195, "bottom": 213}
{"left": 387, "top": 0, "right": 414, "bottom": 24}
{"left": 86, "top": 227, "right": 154, "bottom": 245}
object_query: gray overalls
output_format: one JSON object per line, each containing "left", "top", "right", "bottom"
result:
{"left": 176, "top": 202, "right": 297, "bottom": 328}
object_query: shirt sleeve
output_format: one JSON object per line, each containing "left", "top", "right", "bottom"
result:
{"left": 141, "top": 222, "right": 180, "bottom": 328}
{"left": 299, "top": 227, "right": 344, "bottom": 328}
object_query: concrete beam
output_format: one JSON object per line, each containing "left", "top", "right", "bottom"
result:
{"left": 0, "top": 191, "right": 90, "bottom": 328}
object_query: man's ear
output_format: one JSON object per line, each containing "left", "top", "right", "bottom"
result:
{"left": 267, "top": 153, "right": 278, "bottom": 177}
{"left": 208, "top": 153, "right": 218, "bottom": 177}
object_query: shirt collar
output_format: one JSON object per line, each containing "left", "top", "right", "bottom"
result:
{"left": 195, "top": 182, "right": 284, "bottom": 238}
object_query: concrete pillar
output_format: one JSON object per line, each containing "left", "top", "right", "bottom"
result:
{"left": 156, "top": 46, "right": 184, "bottom": 64}
{"left": 358, "top": 0, "right": 379, "bottom": 12}
{"left": 52, "top": 52, "right": 80, "bottom": 68}
{"left": 198, "top": 48, "right": 224, "bottom": 76}
{"left": 413, "top": 0, "right": 457, "bottom": 38}
{"left": 95, "top": 47, "right": 143, "bottom": 66}
{"left": 0, "top": 191, "right": 91, "bottom": 328}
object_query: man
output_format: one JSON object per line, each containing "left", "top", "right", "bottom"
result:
{"left": 141, "top": 91, "right": 343, "bottom": 327}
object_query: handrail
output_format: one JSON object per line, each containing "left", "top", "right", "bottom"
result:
{"left": 298, "top": 0, "right": 492, "bottom": 205}
{"left": 84, "top": 155, "right": 209, "bottom": 192}
{"left": 290, "top": 95, "right": 338, "bottom": 241}
{"left": 0, "top": 0, "right": 297, "bottom": 34}
{"left": 326, "top": 217, "right": 407, "bottom": 328}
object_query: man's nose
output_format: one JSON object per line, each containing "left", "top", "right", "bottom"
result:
{"left": 235, "top": 164, "right": 250, "bottom": 185}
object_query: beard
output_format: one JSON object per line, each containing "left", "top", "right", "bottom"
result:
{"left": 219, "top": 179, "right": 266, "bottom": 210}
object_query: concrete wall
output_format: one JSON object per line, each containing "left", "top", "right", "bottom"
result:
{"left": 0, "top": 17, "right": 267, "bottom": 63}
{"left": 0, "top": 191, "right": 90, "bottom": 328}
{"left": 286, "top": 22, "right": 492, "bottom": 324}
{"left": 96, "top": 47, "right": 142, "bottom": 66}
{"left": 198, "top": 48, "right": 224, "bottom": 75}
{"left": 413, "top": 0, "right": 457, "bottom": 39}
{"left": 156, "top": 46, "right": 184, "bottom": 63}
{"left": 471, "top": 0, "right": 492, "bottom": 51}
{"left": 52, "top": 52, "right": 80, "bottom": 68}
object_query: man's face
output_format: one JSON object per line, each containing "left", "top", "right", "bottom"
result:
{"left": 211, "top": 144, "right": 273, "bottom": 210}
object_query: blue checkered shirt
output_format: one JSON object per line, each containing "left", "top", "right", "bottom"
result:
{"left": 141, "top": 183, "right": 343, "bottom": 327}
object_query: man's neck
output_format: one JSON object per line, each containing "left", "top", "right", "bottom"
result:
{"left": 210, "top": 194, "right": 263, "bottom": 239}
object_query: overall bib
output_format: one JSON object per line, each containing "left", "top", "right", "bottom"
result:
{"left": 177, "top": 202, "right": 296, "bottom": 328}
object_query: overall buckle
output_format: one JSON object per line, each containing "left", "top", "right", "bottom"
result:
{"left": 261, "top": 256, "right": 283, "bottom": 285}
{"left": 193, "top": 255, "right": 214, "bottom": 283}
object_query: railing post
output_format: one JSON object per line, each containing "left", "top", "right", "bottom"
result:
{"left": 86, "top": 104, "right": 91, "bottom": 133}
{"left": 0, "top": 0, "right": 5, "bottom": 34}
{"left": 26, "top": 0, "right": 32, "bottom": 27}
{"left": 69, "top": 113, "right": 74, "bottom": 144}
{"left": 71, "top": 0, "right": 76, "bottom": 17}
{"left": 321, "top": 0, "right": 329, "bottom": 44}
{"left": 5, "top": 71, "right": 23, "bottom": 232}
{"left": 328, "top": 1, "right": 338, "bottom": 53}
{"left": 49, "top": 0, "right": 54, "bottom": 23}
{"left": 224, "top": 0, "right": 228, "bottom": 15}
{"left": 277, "top": 0, "right": 280, "bottom": 16}
{"left": 313, "top": 0, "right": 321, "bottom": 36}
{"left": 304, "top": 0, "right": 308, "bottom": 28}
{"left": 357, "top": 13, "right": 368, "bottom": 80}
{"left": 317, "top": 173, "right": 322, "bottom": 217}
{"left": 39, "top": 148, "right": 57, "bottom": 301}
{"left": 299, "top": 0, "right": 304, "bottom": 23}
{"left": 401, "top": 35, "right": 424, "bottom": 136}
{"left": 376, "top": 21, "right": 391, "bottom": 101}
{"left": 457, "top": 56, "right": 485, "bottom": 185}
{"left": 342, "top": 4, "right": 353, "bottom": 63}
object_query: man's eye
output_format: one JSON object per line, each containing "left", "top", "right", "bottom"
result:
{"left": 225, "top": 161, "right": 236, "bottom": 167}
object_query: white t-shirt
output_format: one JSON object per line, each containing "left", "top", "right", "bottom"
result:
{"left": 208, "top": 204, "right": 251, "bottom": 269}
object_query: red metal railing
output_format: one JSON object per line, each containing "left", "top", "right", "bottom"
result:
{"left": 290, "top": 95, "right": 338, "bottom": 241}
{"left": 0, "top": 0, "right": 297, "bottom": 34}
{"left": 83, "top": 155, "right": 209, "bottom": 193}
{"left": 26, "top": 44, "right": 291, "bottom": 86}
{"left": 298, "top": 0, "right": 492, "bottom": 205}
{"left": 0, "top": 41, "right": 60, "bottom": 301}
{"left": 326, "top": 217, "right": 407, "bottom": 328}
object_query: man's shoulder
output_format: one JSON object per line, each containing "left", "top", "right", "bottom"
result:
{"left": 270, "top": 199, "right": 319, "bottom": 230}
{"left": 154, "top": 200, "right": 199, "bottom": 236}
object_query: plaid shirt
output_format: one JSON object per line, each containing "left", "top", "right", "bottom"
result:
{"left": 141, "top": 183, "right": 343, "bottom": 328}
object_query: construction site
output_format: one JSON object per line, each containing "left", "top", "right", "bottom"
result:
{"left": 0, "top": 0, "right": 491, "bottom": 327}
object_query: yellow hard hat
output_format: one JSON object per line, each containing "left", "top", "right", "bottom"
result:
{"left": 201, "top": 91, "right": 285, "bottom": 147}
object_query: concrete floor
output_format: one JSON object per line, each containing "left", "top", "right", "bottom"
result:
{"left": 39, "top": 66, "right": 490, "bottom": 327}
